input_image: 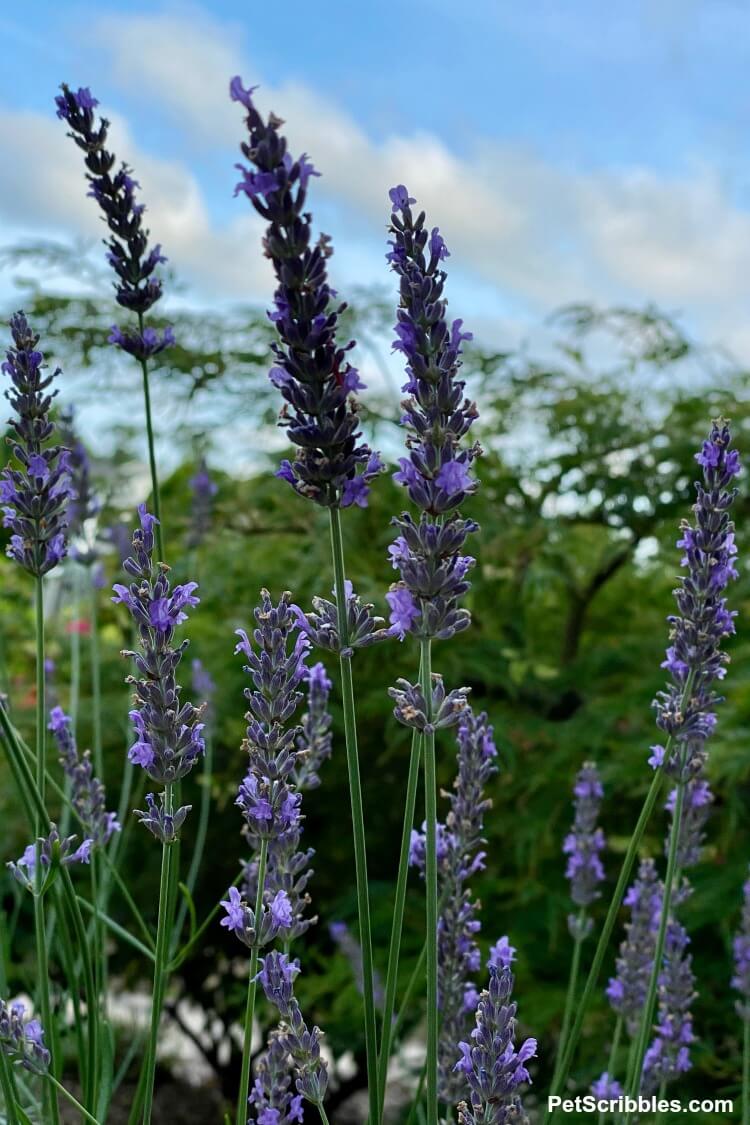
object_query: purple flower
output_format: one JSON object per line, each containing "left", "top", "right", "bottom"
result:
{"left": 48, "top": 708, "right": 120, "bottom": 847}
{"left": 385, "top": 187, "right": 480, "bottom": 641}
{"left": 293, "top": 662, "right": 333, "bottom": 791}
{"left": 112, "top": 508, "right": 205, "bottom": 818}
{"left": 187, "top": 456, "right": 218, "bottom": 547}
{"left": 642, "top": 919, "right": 696, "bottom": 1093}
{"left": 563, "top": 762, "right": 606, "bottom": 933}
{"left": 454, "top": 965, "right": 536, "bottom": 1125}
{"left": 231, "top": 80, "right": 382, "bottom": 508}
{"left": 7, "top": 824, "right": 94, "bottom": 891}
{"left": 654, "top": 420, "right": 740, "bottom": 781}
{"left": 56, "top": 84, "right": 173, "bottom": 357}
{"left": 255, "top": 952, "right": 328, "bottom": 1107}
{"left": 249, "top": 1033, "right": 306, "bottom": 1125}
{"left": 385, "top": 586, "right": 421, "bottom": 640}
{"left": 591, "top": 1073, "right": 623, "bottom": 1099}
{"left": 0, "top": 998, "right": 50, "bottom": 1074}
{"left": 488, "top": 937, "right": 516, "bottom": 970}
{"left": 1, "top": 313, "right": 72, "bottom": 576}
{"left": 606, "top": 859, "right": 662, "bottom": 1036}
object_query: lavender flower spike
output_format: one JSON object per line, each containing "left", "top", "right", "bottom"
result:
{"left": 112, "top": 505, "right": 205, "bottom": 840}
{"left": 256, "top": 952, "right": 329, "bottom": 1108}
{"left": 56, "top": 85, "right": 174, "bottom": 359}
{"left": 0, "top": 998, "right": 50, "bottom": 1073}
{"left": 8, "top": 823, "right": 93, "bottom": 892}
{"left": 231, "top": 78, "right": 383, "bottom": 508}
{"left": 187, "top": 456, "right": 217, "bottom": 548}
{"left": 385, "top": 187, "right": 481, "bottom": 641}
{"left": 1, "top": 312, "right": 72, "bottom": 575}
{"left": 455, "top": 964, "right": 537, "bottom": 1125}
{"left": 249, "top": 1032, "right": 305, "bottom": 1125}
{"left": 606, "top": 858, "right": 662, "bottom": 1036}
{"left": 650, "top": 419, "right": 740, "bottom": 781}
{"left": 732, "top": 867, "right": 750, "bottom": 1020}
{"left": 641, "top": 918, "right": 696, "bottom": 1093}
{"left": 293, "top": 662, "right": 333, "bottom": 790}
{"left": 563, "top": 762, "right": 606, "bottom": 939}
{"left": 49, "top": 706, "right": 120, "bottom": 846}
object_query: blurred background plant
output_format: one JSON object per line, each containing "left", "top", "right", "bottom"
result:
{"left": 1, "top": 242, "right": 748, "bottom": 1121}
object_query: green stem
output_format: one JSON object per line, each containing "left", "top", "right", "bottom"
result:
{"left": 597, "top": 1016, "right": 622, "bottom": 1125}
{"left": 77, "top": 896, "right": 155, "bottom": 961}
{"left": 551, "top": 914, "right": 586, "bottom": 1093}
{"left": 56, "top": 899, "right": 89, "bottom": 1101}
{"left": 624, "top": 776, "right": 686, "bottom": 1120}
{"left": 89, "top": 580, "right": 103, "bottom": 780}
{"left": 377, "top": 728, "right": 422, "bottom": 1112}
{"left": 33, "top": 577, "right": 59, "bottom": 1125}
{"left": 328, "top": 506, "right": 379, "bottom": 1125}
{"left": 48, "top": 1075, "right": 103, "bottom": 1125}
{"left": 407, "top": 1062, "right": 428, "bottom": 1125}
{"left": 743, "top": 1016, "right": 749, "bottom": 1125}
{"left": 60, "top": 868, "right": 99, "bottom": 1115}
{"left": 419, "top": 637, "right": 437, "bottom": 1125}
{"left": 142, "top": 786, "right": 177, "bottom": 1125}
{"left": 236, "top": 837, "right": 269, "bottom": 1125}
{"left": 173, "top": 733, "right": 213, "bottom": 954}
{"left": 137, "top": 313, "right": 164, "bottom": 561}
{"left": 392, "top": 941, "right": 427, "bottom": 1047}
{"left": 316, "top": 1102, "right": 331, "bottom": 1125}
{"left": 546, "top": 766, "right": 666, "bottom": 1120}
{"left": 0, "top": 1048, "right": 18, "bottom": 1125}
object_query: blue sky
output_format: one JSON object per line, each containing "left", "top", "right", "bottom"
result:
{"left": 1, "top": 1, "right": 750, "bottom": 360}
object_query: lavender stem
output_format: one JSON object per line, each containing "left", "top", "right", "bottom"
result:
{"left": 141, "top": 783, "right": 177, "bottom": 1124}
{"left": 236, "top": 836, "right": 269, "bottom": 1125}
{"left": 328, "top": 506, "right": 380, "bottom": 1125}
{"left": 136, "top": 315, "right": 164, "bottom": 561}
{"left": 552, "top": 910, "right": 586, "bottom": 1093}
{"left": 419, "top": 636, "right": 438, "bottom": 1125}
{"left": 34, "top": 576, "right": 59, "bottom": 1125}
{"left": 624, "top": 773, "right": 686, "bottom": 1117}
{"left": 377, "top": 725, "right": 423, "bottom": 1112}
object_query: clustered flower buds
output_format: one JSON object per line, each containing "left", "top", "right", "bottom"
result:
{"left": 641, "top": 918, "right": 695, "bottom": 1092}
{"left": 606, "top": 858, "right": 663, "bottom": 1037}
{"left": 0, "top": 999, "right": 50, "bottom": 1073}
{"left": 248, "top": 1031, "right": 305, "bottom": 1125}
{"left": 230, "top": 78, "right": 382, "bottom": 508}
{"left": 385, "top": 187, "right": 480, "bottom": 643}
{"left": 256, "top": 952, "right": 328, "bottom": 1108}
{"left": 112, "top": 505, "right": 206, "bottom": 840}
{"left": 409, "top": 708, "right": 506, "bottom": 1099}
{"left": 1, "top": 312, "right": 71, "bottom": 575}
{"left": 58, "top": 407, "right": 101, "bottom": 571}
{"left": 293, "top": 663, "right": 333, "bottom": 790}
{"left": 389, "top": 675, "right": 470, "bottom": 733}
{"left": 49, "top": 706, "right": 120, "bottom": 847}
{"left": 293, "top": 581, "right": 393, "bottom": 658}
{"left": 455, "top": 964, "right": 536, "bottom": 1125}
{"left": 7, "top": 824, "right": 92, "bottom": 892}
{"left": 650, "top": 420, "right": 740, "bottom": 781}
{"left": 55, "top": 84, "right": 174, "bottom": 359}
{"left": 187, "top": 457, "right": 218, "bottom": 548}
{"left": 225, "top": 591, "right": 325, "bottom": 945}
{"left": 563, "top": 763, "right": 606, "bottom": 938}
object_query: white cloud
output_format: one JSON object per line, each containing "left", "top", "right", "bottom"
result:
{"left": 0, "top": 104, "right": 271, "bottom": 302}
{"left": 2, "top": 5, "right": 750, "bottom": 359}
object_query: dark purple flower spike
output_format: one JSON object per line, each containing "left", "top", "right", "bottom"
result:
{"left": 230, "top": 78, "right": 382, "bottom": 508}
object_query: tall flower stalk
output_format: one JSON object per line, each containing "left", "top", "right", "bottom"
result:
{"left": 384, "top": 184, "right": 480, "bottom": 1122}
{"left": 552, "top": 763, "right": 605, "bottom": 1091}
{"left": 230, "top": 76, "right": 384, "bottom": 1123}
{"left": 2, "top": 312, "right": 72, "bottom": 1125}
{"left": 548, "top": 420, "right": 740, "bottom": 1116}
{"left": 225, "top": 590, "right": 309, "bottom": 1124}
{"left": 112, "top": 506, "right": 206, "bottom": 1123}
{"left": 56, "top": 84, "right": 174, "bottom": 559}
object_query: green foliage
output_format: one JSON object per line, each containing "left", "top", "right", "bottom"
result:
{"left": 1, "top": 276, "right": 749, "bottom": 1117}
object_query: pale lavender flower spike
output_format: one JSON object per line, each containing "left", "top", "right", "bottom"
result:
{"left": 48, "top": 706, "right": 120, "bottom": 846}
{"left": 0, "top": 998, "right": 50, "bottom": 1073}
{"left": 732, "top": 867, "right": 750, "bottom": 1020}
{"left": 563, "top": 762, "right": 606, "bottom": 939}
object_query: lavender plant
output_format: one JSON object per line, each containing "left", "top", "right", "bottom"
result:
{"left": 2, "top": 311, "right": 71, "bottom": 1125}
{"left": 549, "top": 420, "right": 741, "bottom": 1116}
{"left": 56, "top": 84, "right": 173, "bottom": 558}
{"left": 454, "top": 964, "right": 537, "bottom": 1125}
{"left": 552, "top": 764, "right": 605, "bottom": 1092}
{"left": 383, "top": 183, "right": 480, "bottom": 1123}
{"left": 112, "top": 504, "right": 206, "bottom": 1124}
{"left": 230, "top": 76, "right": 385, "bottom": 1122}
